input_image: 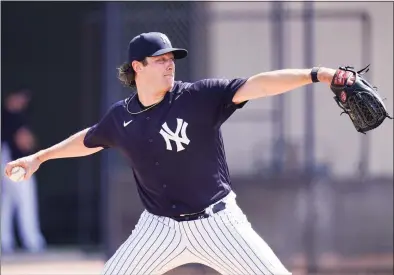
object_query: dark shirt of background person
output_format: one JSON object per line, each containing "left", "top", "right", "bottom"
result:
{"left": 1, "top": 89, "right": 37, "bottom": 160}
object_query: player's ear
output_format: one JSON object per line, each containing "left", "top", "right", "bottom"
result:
{"left": 131, "top": 61, "right": 139, "bottom": 72}
{"left": 132, "top": 60, "right": 145, "bottom": 73}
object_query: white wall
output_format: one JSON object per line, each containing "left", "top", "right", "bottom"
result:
{"left": 206, "top": 2, "right": 393, "bottom": 177}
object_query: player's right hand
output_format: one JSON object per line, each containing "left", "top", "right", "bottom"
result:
{"left": 4, "top": 154, "right": 42, "bottom": 181}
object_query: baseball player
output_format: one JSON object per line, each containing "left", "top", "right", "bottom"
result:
{"left": 4, "top": 32, "right": 340, "bottom": 274}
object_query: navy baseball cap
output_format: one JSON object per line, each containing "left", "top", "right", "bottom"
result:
{"left": 128, "top": 32, "right": 188, "bottom": 63}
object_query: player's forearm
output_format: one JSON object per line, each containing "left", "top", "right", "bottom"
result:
{"left": 35, "top": 128, "right": 103, "bottom": 163}
{"left": 233, "top": 67, "right": 336, "bottom": 103}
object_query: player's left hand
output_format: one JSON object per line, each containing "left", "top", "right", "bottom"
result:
{"left": 330, "top": 64, "right": 393, "bottom": 134}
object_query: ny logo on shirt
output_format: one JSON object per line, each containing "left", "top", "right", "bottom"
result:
{"left": 159, "top": 118, "right": 190, "bottom": 152}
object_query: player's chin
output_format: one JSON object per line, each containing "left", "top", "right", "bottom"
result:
{"left": 163, "top": 76, "right": 175, "bottom": 88}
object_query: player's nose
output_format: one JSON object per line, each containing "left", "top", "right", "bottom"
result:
{"left": 167, "top": 63, "right": 174, "bottom": 71}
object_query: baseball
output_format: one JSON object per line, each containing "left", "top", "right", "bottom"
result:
{"left": 9, "top": 166, "right": 26, "bottom": 182}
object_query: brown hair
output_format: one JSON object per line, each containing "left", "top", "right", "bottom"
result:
{"left": 117, "top": 59, "right": 148, "bottom": 89}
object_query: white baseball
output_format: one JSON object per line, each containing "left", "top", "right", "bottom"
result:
{"left": 9, "top": 166, "right": 26, "bottom": 182}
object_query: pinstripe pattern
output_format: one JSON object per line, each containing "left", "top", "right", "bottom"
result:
{"left": 221, "top": 209, "right": 290, "bottom": 274}
{"left": 102, "top": 211, "right": 186, "bottom": 275}
{"left": 216, "top": 211, "right": 273, "bottom": 274}
{"left": 101, "top": 192, "right": 291, "bottom": 275}
{"left": 103, "top": 212, "right": 151, "bottom": 274}
{"left": 181, "top": 222, "right": 235, "bottom": 275}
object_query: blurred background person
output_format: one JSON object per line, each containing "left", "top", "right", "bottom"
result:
{"left": 1, "top": 88, "right": 46, "bottom": 254}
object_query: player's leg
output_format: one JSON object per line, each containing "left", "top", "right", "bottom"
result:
{"left": 180, "top": 219, "right": 243, "bottom": 275}
{"left": 216, "top": 202, "right": 291, "bottom": 275}
{"left": 183, "top": 193, "right": 291, "bottom": 275}
{"left": 102, "top": 211, "right": 187, "bottom": 275}
{"left": 15, "top": 175, "right": 46, "bottom": 252}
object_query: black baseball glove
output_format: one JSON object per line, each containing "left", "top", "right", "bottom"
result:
{"left": 330, "top": 65, "right": 392, "bottom": 134}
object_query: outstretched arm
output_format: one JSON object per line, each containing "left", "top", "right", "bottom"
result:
{"left": 36, "top": 128, "right": 103, "bottom": 162}
{"left": 4, "top": 128, "right": 103, "bottom": 180}
{"left": 232, "top": 67, "right": 335, "bottom": 104}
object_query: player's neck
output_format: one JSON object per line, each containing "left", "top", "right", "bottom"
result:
{"left": 136, "top": 89, "right": 167, "bottom": 107}
{"left": 136, "top": 79, "right": 172, "bottom": 107}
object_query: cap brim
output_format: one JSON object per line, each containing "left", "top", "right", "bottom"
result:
{"left": 151, "top": 48, "right": 188, "bottom": 59}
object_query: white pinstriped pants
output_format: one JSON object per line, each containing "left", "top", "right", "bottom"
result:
{"left": 103, "top": 192, "right": 291, "bottom": 275}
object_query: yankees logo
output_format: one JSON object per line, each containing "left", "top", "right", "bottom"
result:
{"left": 160, "top": 34, "right": 171, "bottom": 46}
{"left": 159, "top": 118, "right": 190, "bottom": 152}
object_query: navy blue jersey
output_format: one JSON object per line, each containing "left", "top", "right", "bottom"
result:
{"left": 84, "top": 78, "right": 248, "bottom": 216}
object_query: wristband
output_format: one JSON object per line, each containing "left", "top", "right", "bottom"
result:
{"left": 311, "top": 67, "right": 320, "bottom": 83}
